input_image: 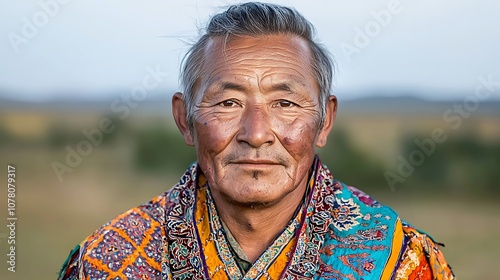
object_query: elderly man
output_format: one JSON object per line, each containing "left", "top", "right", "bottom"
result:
{"left": 58, "top": 2, "right": 454, "bottom": 279}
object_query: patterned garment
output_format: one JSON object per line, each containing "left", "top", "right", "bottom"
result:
{"left": 58, "top": 157, "right": 454, "bottom": 279}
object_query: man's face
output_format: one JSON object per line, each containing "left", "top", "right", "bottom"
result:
{"left": 175, "top": 34, "right": 335, "bottom": 207}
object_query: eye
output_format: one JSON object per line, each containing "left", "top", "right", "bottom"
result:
{"left": 218, "top": 99, "right": 239, "bottom": 107}
{"left": 274, "top": 100, "right": 296, "bottom": 108}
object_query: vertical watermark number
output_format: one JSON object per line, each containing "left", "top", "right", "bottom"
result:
{"left": 6, "top": 165, "right": 17, "bottom": 272}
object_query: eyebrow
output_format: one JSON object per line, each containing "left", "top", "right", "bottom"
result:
{"left": 269, "top": 83, "right": 295, "bottom": 93}
{"left": 201, "top": 82, "right": 244, "bottom": 100}
{"left": 207, "top": 80, "right": 301, "bottom": 94}
{"left": 217, "top": 82, "right": 247, "bottom": 92}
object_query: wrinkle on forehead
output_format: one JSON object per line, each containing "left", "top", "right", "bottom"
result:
{"left": 197, "top": 34, "right": 319, "bottom": 101}
{"left": 205, "top": 35, "right": 312, "bottom": 71}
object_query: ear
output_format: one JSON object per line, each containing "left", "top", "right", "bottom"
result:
{"left": 172, "top": 92, "right": 194, "bottom": 146}
{"left": 315, "top": 95, "right": 337, "bottom": 148}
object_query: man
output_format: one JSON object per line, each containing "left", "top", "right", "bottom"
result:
{"left": 58, "top": 2, "right": 454, "bottom": 279}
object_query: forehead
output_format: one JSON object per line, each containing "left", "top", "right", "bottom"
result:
{"left": 199, "top": 34, "right": 316, "bottom": 87}
{"left": 204, "top": 34, "right": 313, "bottom": 57}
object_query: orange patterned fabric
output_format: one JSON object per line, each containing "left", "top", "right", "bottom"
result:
{"left": 194, "top": 175, "right": 303, "bottom": 279}
{"left": 58, "top": 194, "right": 168, "bottom": 279}
{"left": 395, "top": 225, "right": 454, "bottom": 280}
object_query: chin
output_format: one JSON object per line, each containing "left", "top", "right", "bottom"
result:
{"left": 227, "top": 196, "right": 277, "bottom": 209}
{"left": 224, "top": 187, "right": 292, "bottom": 209}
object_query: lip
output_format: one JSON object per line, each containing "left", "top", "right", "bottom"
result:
{"left": 230, "top": 161, "right": 281, "bottom": 171}
{"left": 230, "top": 160, "right": 281, "bottom": 165}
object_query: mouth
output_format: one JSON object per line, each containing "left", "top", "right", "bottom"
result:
{"left": 229, "top": 160, "right": 282, "bottom": 169}
{"left": 231, "top": 160, "right": 280, "bottom": 165}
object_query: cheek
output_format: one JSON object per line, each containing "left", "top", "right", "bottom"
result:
{"left": 193, "top": 117, "right": 237, "bottom": 155}
{"left": 278, "top": 118, "right": 319, "bottom": 157}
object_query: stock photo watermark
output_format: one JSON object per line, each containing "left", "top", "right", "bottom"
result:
{"left": 385, "top": 74, "right": 499, "bottom": 191}
{"left": 340, "top": 0, "right": 407, "bottom": 63}
{"left": 6, "top": 165, "right": 17, "bottom": 273}
{"left": 51, "top": 65, "right": 170, "bottom": 182}
{"left": 7, "top": 0, "right": 73, "bottom": 53}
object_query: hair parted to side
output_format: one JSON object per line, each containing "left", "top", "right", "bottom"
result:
{"left": 180, "top": 2, "right": 335, "bottom": 128}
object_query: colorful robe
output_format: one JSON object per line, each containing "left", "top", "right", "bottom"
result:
{"left": 58, "top": 158, "right": 454, "bottom": 279}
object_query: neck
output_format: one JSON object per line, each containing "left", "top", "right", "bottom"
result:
{"left": 210, "top": 181, "right": 307, "bottom": 263}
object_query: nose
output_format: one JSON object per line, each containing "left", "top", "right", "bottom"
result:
{"left": 236, "top": 106, "right": 275, "bottom": 148}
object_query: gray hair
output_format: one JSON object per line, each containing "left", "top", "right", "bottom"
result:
{"left": 180, "top": 2, "right": 335, "bottom": 128}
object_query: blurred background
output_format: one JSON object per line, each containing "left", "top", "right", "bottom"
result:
{"left": 0, "top": 0, "right": 499, "bottom": 279}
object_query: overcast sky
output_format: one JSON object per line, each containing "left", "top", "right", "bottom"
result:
{"left": 1, "top": 0, "right": 499, "bottom": 101}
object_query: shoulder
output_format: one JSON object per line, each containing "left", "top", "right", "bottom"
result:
{"left": 58, "top": 192, "right": 169, "bottom": 279}
{"left": 395, "top": 223, "right": 455, "bottom": 279}
{"left": 58, "top": 164, "right": 200, "bottom": 279}
{"left": 335, "top": 181, "right": 456, "bottom": 278}
{"left": 320, "top": 176, "right": 454, "bottom": 278}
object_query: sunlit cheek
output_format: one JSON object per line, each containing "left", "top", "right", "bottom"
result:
{"left": 276, "top": 117, "right": 319, "bottom": 158}
{"left": 193, "top": 114, "right": 240, "bottom": 171}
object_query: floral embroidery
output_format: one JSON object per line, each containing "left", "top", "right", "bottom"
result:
{"left": 338, "top": 253, "right": 375, "bottom": 276}
{"left": 332, "top": 198, "right": 362, "bottom": 231}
